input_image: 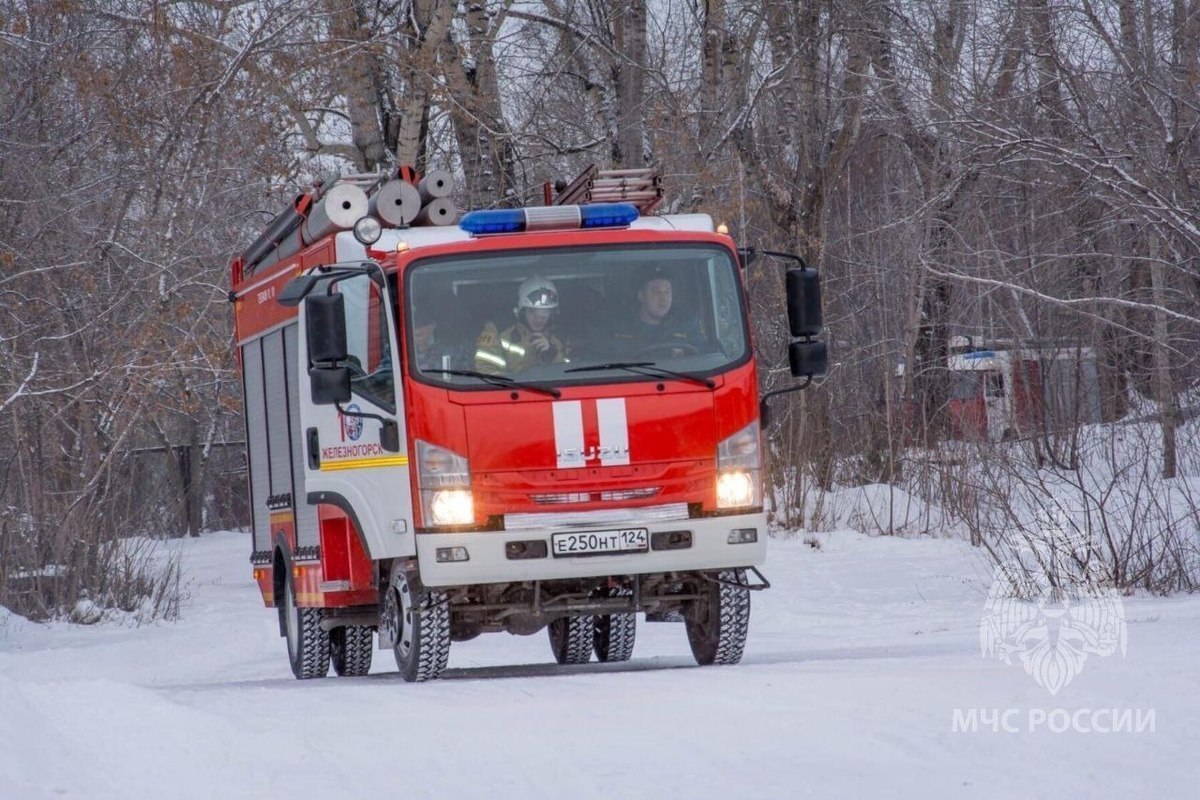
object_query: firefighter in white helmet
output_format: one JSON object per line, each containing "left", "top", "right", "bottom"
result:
{"left": 474, "top": 276, "right": 569, "bottom": 374}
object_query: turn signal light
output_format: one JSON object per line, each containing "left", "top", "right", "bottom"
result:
{"left": 727, "top": 528, "right": 758, "bottom": 544}
{"left": 435, "top": 546, "right": 470, "bottom": 563}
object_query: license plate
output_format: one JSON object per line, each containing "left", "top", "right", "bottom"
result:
{"left": 551, "top": 528, "right": 649, "bottom": 557}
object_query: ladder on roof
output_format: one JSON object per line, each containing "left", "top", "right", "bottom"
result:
{"left": 548, "top": 165, "right": 664, "bottom": 214}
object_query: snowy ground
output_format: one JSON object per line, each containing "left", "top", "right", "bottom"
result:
{"left": 1, "top": 530, "right": 1197, "bottom": 799}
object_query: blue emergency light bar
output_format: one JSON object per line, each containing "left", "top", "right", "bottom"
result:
{"left": 459, "top": 203, "right": 639, "bottom": 235}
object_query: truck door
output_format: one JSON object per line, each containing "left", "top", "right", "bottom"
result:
{"left": 297, "top": 270, "right": 415, "bottom": 560}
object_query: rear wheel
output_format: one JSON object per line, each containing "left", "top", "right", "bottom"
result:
{"left": 593, "top": 589, "right": 636, "bottom": 663}
{"left": 685, "top": 569, "right": 750, "bottom": 666}
{"left": 383, "top": 568, "right": 450, "bottom": 682}
{"left": 548, "top": 615, "right": 594, "bottom": 665}
{"left": 330, "top": 625, "right": 373, "bottom": 677}
{"left": 282, "top": 570, "right": 329, "bottom": 680}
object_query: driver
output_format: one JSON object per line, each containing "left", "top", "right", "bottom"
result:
{"left": 474, "top": 276, "right": 568, "bottom": 374}
{"left": 611, "top": 270, "right": 703, "bottom": 356}
{"left": 411, "top": 300, "right": 470, "bottom": 373}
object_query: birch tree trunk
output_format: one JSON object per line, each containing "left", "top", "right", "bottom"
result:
{"left": 1148, "top": 233, "right": 1178, "bottom": 477}
{"left": 326, "top": 0, "right": 387, "bottom": 170}
{"left": 612, "top": 0, "right": 648, "bottom": 167}
{"left": 449, "top": 1, "right": 519, "bottom": 206}
{"left": 394, "top": 0, "right": 453, "bottom": 170}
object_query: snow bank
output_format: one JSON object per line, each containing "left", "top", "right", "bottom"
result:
{"left": 0, "top": 606, "right": 36, "bottom": 641}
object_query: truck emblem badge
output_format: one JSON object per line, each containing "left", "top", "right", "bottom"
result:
{"left": 552, "top": 399, "right": 631, "bottom": 468}
{"left": 556, "top": 445, "right": 631, "bottom": 461}
{"left": 341, "top": 403, "right": 363, "bottom": 442}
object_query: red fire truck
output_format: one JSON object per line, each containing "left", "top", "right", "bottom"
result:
{"left": 229, "top": 168, "right": 824, "bottom": 681}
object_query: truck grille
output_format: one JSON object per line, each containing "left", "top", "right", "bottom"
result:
{"left": 530, "top": 487, "right": 660, "bottom": 505}
{"left": 506, "top": 502, "right": 689, "bottom": 530}
{"left": 529, "top": 492, "right": 591, "bottom": 505}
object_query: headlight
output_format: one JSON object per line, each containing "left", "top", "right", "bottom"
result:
{"left": 429, "top": 489, "right": 474, "bottom": 526}
{"left": 716, "top": 422, "right": 762, "bottom": 510}
{"left": 417, "top": 440, "right": 474, "bottom": 526}
{"left": 716, "top": 471, "right": 756, "bottom": 509}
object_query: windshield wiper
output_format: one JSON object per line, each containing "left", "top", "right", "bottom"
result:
{"left": 564, "top": 361, "right": 715, "bottom": 389}
{"left": 424, "top": 368, "right": 561, "bottom": 398}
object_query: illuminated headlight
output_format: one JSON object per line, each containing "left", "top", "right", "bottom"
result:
{"left": 715, "top": 422, "right": 762, "bottom": 510}
{"left": 353, "top": 215, "right": 383, "bottom": 245}
{"left": 717, "top": 471, "right": 757, "bottom": 509}
{"left": 417, "top": 440, "right": 474, "bottom": 527}
{"left": 430, "top": 489, "right": 474, "bottom": 526}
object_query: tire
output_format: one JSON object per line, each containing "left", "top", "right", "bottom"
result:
{"left": 282, "top": 570, "right": 330, "bottom": 680}
{"left": 548, "top": 614, "right": 594, "bottom": 665}
{"left": 330, "top": 625, "right": 373, "bottom": 677}
{"left": 685, "top": 569, "right": 750, "bottom": 666}
{"left": 593, "top": 589, "right": 636, "bottom": 663}
{"left": 383, "top": 568, "right": 450, "bottom": 682}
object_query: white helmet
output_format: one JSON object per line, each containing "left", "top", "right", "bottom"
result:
{"left": 516, "top": 276, "right": 558, "bottom": 313}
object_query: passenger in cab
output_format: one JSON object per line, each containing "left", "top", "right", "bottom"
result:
{"left": 474, "top": 277, "right": 569, "bottom": 374}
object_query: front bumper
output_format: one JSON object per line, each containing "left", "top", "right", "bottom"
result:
{"left": 415, "top": 510, "right": 766, "bottom": 587}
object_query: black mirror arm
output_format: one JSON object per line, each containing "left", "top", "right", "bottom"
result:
{"left": 335, "top": 402, "right": 400, "bottom": 453}
{"left": 736, "top": 247, "right": 815, "bottom": 271}
{"left": 335, "top": 401, "right": 384, "bottom": 424}
{"left": 278, "top": 261, "right": 385, "bottom": 307}
{"left": 758, "top": 377, "right": 814, "bottom": 428}
{"left": 758, "top": 250, "right": 811, "bottom": 270}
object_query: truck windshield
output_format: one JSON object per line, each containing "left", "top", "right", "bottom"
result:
{"left": 404, "top": 243, "right": 749, "bottom": 389}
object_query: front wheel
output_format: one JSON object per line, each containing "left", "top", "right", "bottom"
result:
{"left": 548, "top": 615, "right": 594, "bottom": 665}
{"left": 383, "top": 567, "right": 450, "bottom": 682}
{"left": 282, "top": 569, "right": 330, "bottom": 680}
{"left": 685, "top": 569, "right": 750, "bottom": 666}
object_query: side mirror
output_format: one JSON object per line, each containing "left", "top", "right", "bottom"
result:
{"left": 311, "top": 366, "right": 351, "bottom": 405}
{"left": 789, "top": 340, "right": 828, "bottom": 379}
{"left": 786, "top": 267, "right": 822, "bottom": 337}
{"left": 380, "top": 420, "right": 400, "bottom": 453}
{"left": 305, "top": 293, "right": 348, "bottom": 364}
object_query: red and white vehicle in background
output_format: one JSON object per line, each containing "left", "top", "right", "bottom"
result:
{"left": 946, "top": 347, "right": 1042, "bottom": 442}
{"left": 229, "top": 167, "right": 825, "bottom": 681}
{"left": 940, "top": 337, "right": 1099, "bottom": 442}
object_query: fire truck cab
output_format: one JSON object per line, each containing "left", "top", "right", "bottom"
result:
{"left": 232, "top": 176, "right": 823, "bottom": 681}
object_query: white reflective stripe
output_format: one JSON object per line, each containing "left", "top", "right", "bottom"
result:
{"left": 552, "top": 401, "right": 585, "bottom": 469}
{"left": 500, "top": 338, "right": 526, "bottom": 357}
{"left": 596, "top": 398, "right": 630, "bottom": 466}
{"left": 475, "top": 350, "right": 505, "bottom": 367}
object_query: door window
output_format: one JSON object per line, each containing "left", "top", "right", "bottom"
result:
{"left": 336, "top": 274, "right": 395, "bottom": 410}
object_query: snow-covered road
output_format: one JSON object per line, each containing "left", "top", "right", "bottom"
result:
{"left": 2, "top": 530, "right": 1196, "bottom": 799}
